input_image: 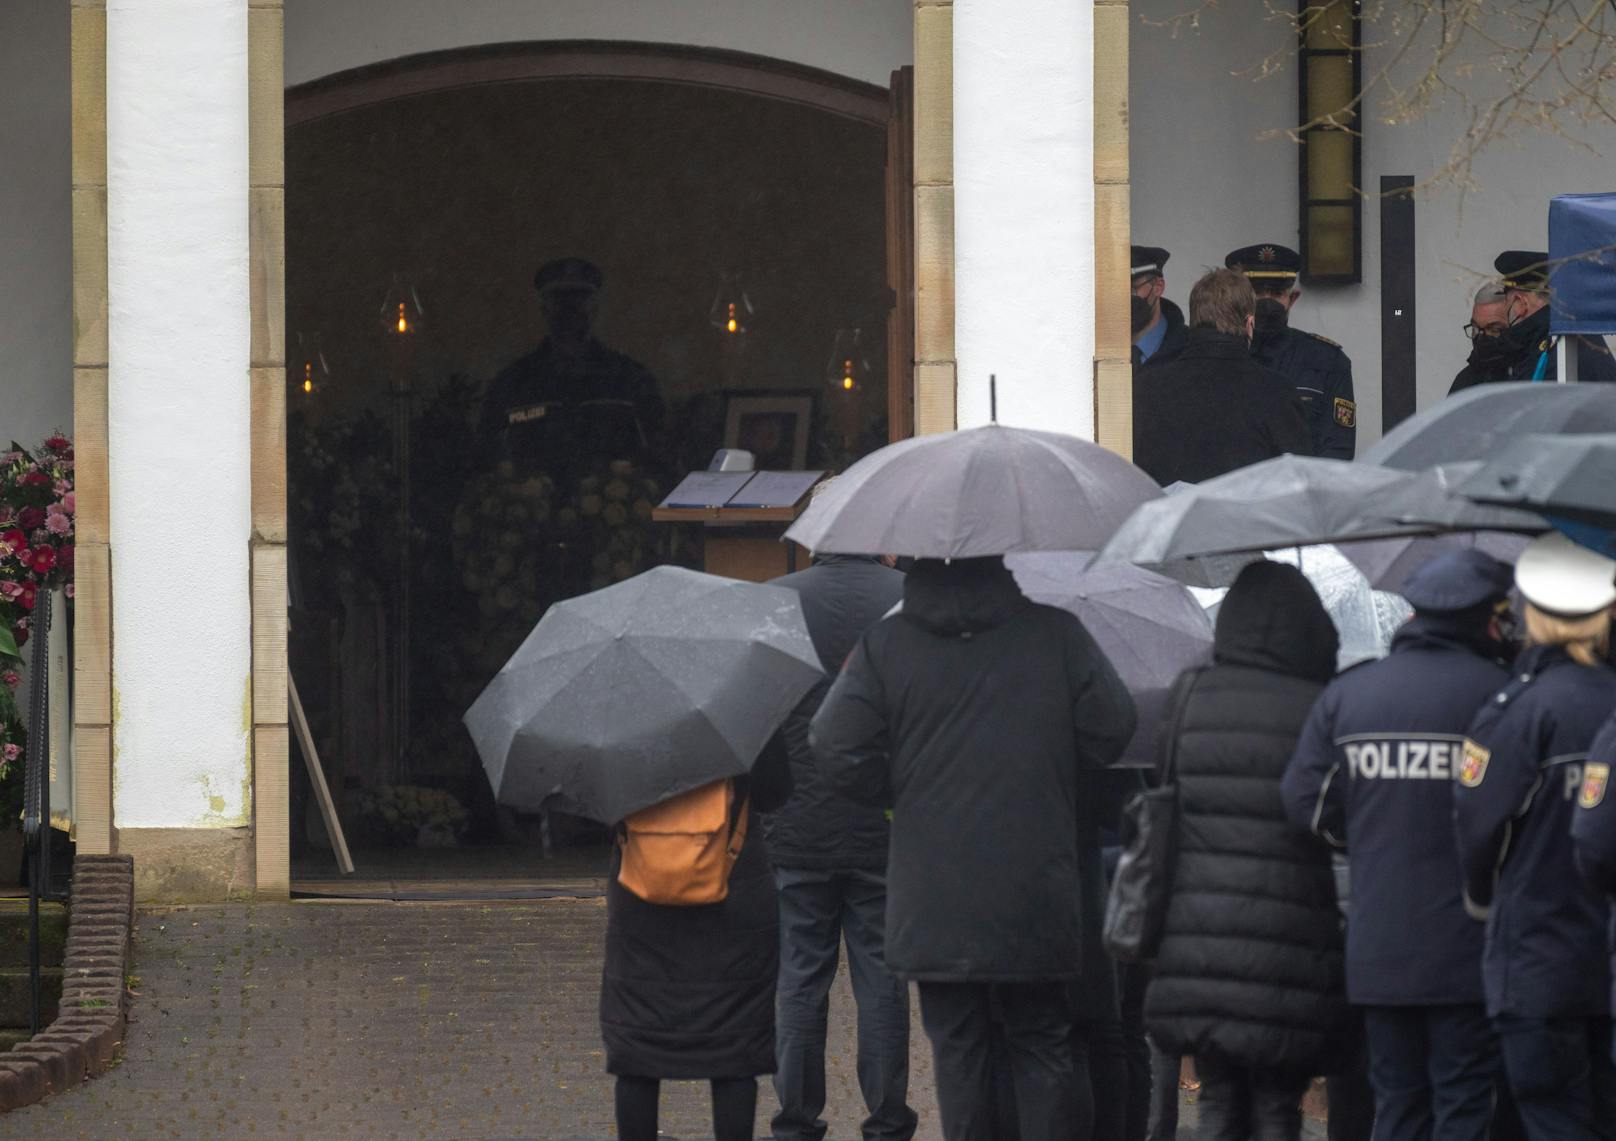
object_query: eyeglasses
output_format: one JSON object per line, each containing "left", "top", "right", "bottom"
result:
{"left": 1463, "top": 321, "right": 1505, "bottom": 341}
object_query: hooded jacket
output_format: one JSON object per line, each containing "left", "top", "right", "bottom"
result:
{"left": 1145, "top": 563, "right": 1351, "bottom": 1076}
{"left": 1281, "top": 615, "right": 1511, "bottom": 1006}
{"left": 764, "top": 554, "right": 906, "bottom": 871}
{"left": 810, "top": 557, "right": 1136, "bottom": 982}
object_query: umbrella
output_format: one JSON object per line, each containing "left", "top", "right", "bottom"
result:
{"left": 1459, "top": 432, "right": 1616, "bottom": 530}
{"left": 784, "top": 423, "right": 1161, "bottom": 559}
{"left": 1360, "top": 383, "right": 1616, "bottom": 471}
{"left": 464, "top": 566, "right": 824, "bottom": 825}
{"left": 1006, "top": 553, "right": 1213, "bottom": 766}
{"left": 1090, "top": 455, "right": 1419, "bottom": 577}
{"left": 1337, "top": 532, "right": 1533, "bottom": 595}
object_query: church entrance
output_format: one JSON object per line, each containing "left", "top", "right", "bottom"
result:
{"left": 282, "top": 43, "right": 910, "bottom": 894}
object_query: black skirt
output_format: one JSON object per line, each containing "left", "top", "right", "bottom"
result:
{"left": 599, "top": 809, "right": 780, "bottom": 1079}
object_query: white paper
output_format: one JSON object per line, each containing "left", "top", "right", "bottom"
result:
{"left": 726, "top": 470, "right": 826, "bottom": 509}
{"left": 661, "top": 470, "right": 754, "bottom": 509}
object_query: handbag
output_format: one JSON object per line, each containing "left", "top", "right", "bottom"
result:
{"left": 1102, "top": 668, "right": 1199, "bottom": 963}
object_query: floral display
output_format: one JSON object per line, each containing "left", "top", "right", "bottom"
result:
{"left": 353, "top": 783, "right": 469, "bottom": 847}
{"left": 0, "top": 434, "right": 75, "bottom": 809}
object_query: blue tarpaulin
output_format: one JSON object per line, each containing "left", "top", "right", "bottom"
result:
{"left": 1549, "top": 193, "right": 1616, "bottom": 335}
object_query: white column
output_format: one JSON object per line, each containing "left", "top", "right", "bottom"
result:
{"left": 953, "top": 0, "right": 1095, "bottom": 435}
{"left": 107, "top": 0, "right": 252, "bottom": 829}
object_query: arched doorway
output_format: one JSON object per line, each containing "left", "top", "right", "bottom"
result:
{"left": 283, "top": 42, "right": 911, "bottom": 892}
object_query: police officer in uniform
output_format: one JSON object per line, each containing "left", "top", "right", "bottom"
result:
{"left": 1283, "top": 550, "right": 1517, "bottom": 1141}
{"left": 1225, "top": 244, "right": 1356, "bottom": 459}
{"left": 480, "top": 257, "right": 665, "bottom": 486}
{"left": 1130, "top": 245, "right": 1189, "bottom": 368}
{"left": 1573, "top": 702, "right": 1616, "bottom": 1069}
{"left": 1488, "top": 250, "right": 1616, "bottom": 384}
{"left": 1454, "top": 533, "right": 1616, "bottom": 1138}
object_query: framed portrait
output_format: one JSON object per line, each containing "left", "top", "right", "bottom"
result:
{"left": 722, "top": 389, "right": 816, "bottom": 471}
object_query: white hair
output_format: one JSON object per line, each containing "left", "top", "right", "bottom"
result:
{"left": 1473, "top": 281, "right": 1508, "bottom": 307}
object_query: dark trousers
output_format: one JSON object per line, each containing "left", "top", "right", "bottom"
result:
{"left": 1071, "top": 986, "right": 1128, "bottom": 1141}
{"left": 1146, "top": 1042, "right": 1180, "bottom": 1141}
{"left": 1193, "top": 1054, "right": 1308, "bottom": 1141}
{"left": 1362, "top": 1004, "right": 1498, "bottom": 1141}
{"left": 1494, "top": 1015, "right": 1616, "bottom": 1141}
{"left": 918, "top": 980, "right": 1074, "bottom": 1141}
{"left": 615, "top": 1074, "right": 756, "bottom": 1141}
{"left": 772, "top": 868, "right": 917, "bottom": 1141}
{"left": 1118, "top": 962, "right": 1153, "bottom": 1141}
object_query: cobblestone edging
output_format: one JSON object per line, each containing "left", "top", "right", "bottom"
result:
{"left": 0, "top": 855, "right": 133, "bottom": 1111}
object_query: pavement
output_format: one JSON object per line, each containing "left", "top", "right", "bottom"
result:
{"left": 0, "top": 897, "right": 1321, "bottom": 1140}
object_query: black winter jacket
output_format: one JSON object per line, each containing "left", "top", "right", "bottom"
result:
{"left": 764, "top": 555, "right": 906, "bottom": 872}
{"left": 810, "top": 557, "right": 1136, "bottom": 982}
{"left": 1145, "top": 563, "right": 1350, "bottom": 1077}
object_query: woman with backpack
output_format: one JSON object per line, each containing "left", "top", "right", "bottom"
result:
{"left": 600, "top": 741, "right": 793, "bottom": 1141}
{"left": 1143, "top": 562, "right": 1351, "bottom": 1141}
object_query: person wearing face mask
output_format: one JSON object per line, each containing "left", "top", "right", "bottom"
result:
{"left": 1448, "top": 282, "right": 1514, "bottom": 395}
{"left": 1225, "top": 244, "right": 1357, "bottom": 460}
{"left": 1487, "top": 250, "right": 1616, "bottom": 384}
{"left": 1130, "top": 245, "right": 1189, "bottom": 369}
{"left": 480, "top": 257, "right": 666, "bottom": 487}
{"left": 1282, "top": 551, "right": 1519, "bottom": 1141}
{"left": 1132, "top": 268, "right": 1310, "bottom": 486}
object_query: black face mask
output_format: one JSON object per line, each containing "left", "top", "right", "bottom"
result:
{"left": 1496, "top": 304, "right": 1549, "bottom": 354}
{"left": 1467, "top": 331, "right": 1513, "bottom": 368}
{"left": 1251, "top": 297, "right": 1289, "bottom": 350}
{"left": 1131, "top": 295, "right": 1156, "bottom": 336}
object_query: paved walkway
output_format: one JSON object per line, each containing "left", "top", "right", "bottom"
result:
{"left": 5, "top": 898, "right": 1320, "bottom": 1140}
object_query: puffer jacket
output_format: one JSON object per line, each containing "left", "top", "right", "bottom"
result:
{"left": 1144, "top": 562, "right": 1351, "bottom": 1077}
{"left": 811, "top": 557, "right": 1136, "bottom": 982}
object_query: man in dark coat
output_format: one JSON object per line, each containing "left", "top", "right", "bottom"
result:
{"left": 1133, "top": 268, "right": 1311, "bottom": 486}
{"left": 810, "top": 556, "right": 1136, "bottom": 1141}
{"left": 1226, "top": 243, "right": 1357, "bottom": 459}
{"left": 1448, "top": 282, "right": 1515, "bottom": 395}
{"left": 765, "top": 551, "right": 917, "bottom": 1141}
{"left": 1571, "top": 707, "right": 1616, "bottom": 1036}
{"left": 1130, "top": 245, "right": 1189, "bottom": 368}
{"left": 1282, "top": 550, "right": 1516, "bottom": 1141}
{"left": 1482, "top": 250, "right": 1616, "bottom": 384}
{"left": 1144, "top": 562, "right": 1350, "bottom": 1141}
{"left": 480, "top": 257, "right": 666, "bottom": 486}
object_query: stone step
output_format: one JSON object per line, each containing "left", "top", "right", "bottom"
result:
{"left": 0, "top": 967, "right": 62, "bottom": 1027}
{"left": 0, "top": 901, "right": 68, "bottom": 970}
{"left": 0, "top": 1028, "right": 31, "bottom": 1053}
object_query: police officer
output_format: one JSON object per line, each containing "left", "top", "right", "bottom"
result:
{"left": 1130, "top": 245, "right": 1189, "bottom": 368}
{"left": 1454, "top": 532, "right": 1616, "bottom": 1137}
{"left": 1282, "top": 550, "right": 1516, "bottom": 1141}
{"left": 1225, "top": 244, "right": 1356, "bottom": 459}
{"left": 480, "top": 257, "right": 665, "bottom": 486}
{"left": 1572, "top": 704, "right": 1616, "bottom": 1068}
{"left": 1489, "top": 250, "right": 1616, "bottom": 383}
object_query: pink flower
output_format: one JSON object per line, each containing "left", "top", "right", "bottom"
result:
{"left": 45, "top": 511, "right": 70, "bottom": 535}
{"left": 0, "top": 582, "right": 21, "bottom": 601}
{"left": 64, "top": 583, "right": 75, "bottom": 599}
{"left": 0, "top": 672, "right": 16, "bottom": 690}
{"left": 2, "top": 744, "right": 18, "bottom": 763}
{"left": 54, "top": 480, "right": 70, "bottom": 497}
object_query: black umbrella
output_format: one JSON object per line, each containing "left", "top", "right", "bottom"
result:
{"left": 1361, "top": 382, "right": 1616, "bottom": 470}
{"left": 464, "top": 566, "right": 824, "bottom": 824}
{"left": 784, "top": 423, "right": 1161, "bottom": 558}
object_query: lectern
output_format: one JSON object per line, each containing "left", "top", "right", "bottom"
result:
{"left": 652, "top": 470, "right": 823, "bottom": 584}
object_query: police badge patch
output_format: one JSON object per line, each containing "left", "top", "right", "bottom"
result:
{"left": 1581, "top": 763, "right": 1610, "bottom": 808}
{"left": 1460, "top": 740, "right": 1491, "bottom": 787}
{"left": 1334, "top": 397, "right": 1356, "bottom": 428}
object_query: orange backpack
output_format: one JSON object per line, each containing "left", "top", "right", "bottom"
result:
{"left": 617, "top": 779, "right": 750, "bottom": 906}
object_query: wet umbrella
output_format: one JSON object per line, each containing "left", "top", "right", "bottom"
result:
{"left": 1338, "top": 532, "right": 1533, "bottom": 595}
{"left": 1090, "top": 455, "right": 1418, "bottom": 577}
{"left": 784, "top": 423, "right": 1161, "bottom": 559}
{"left": 1361, "top": 382, "right": 1616, "bottom": 471}
{"left": 1007, "top": 553, "right": 1213, "bottom": 765}
{"left": 1459, "top": 432, "right": 1616, "bottom": 530}
{"left": 464, "top": 566, "right": 824, "bottom": 825}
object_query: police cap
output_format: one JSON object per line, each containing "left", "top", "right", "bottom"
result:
{"left": 1131, "top": 245, "right": 1170, "bottom": 279}
{"left": 1514, "top": 531, "right": 1616, "bottom": 617}
{"left": 533, "top": 257, "right": 604, "bottom": 295}
{"left": 1401, "top": 549, "right": 1514, "bottom": 614}
{"left": 1225, "top": 243, "right": 1301, "bottom": 286}
{"left": 1494, "top": 250, "right": 1549, "bottom": 293}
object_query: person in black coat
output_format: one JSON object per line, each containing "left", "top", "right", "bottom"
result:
{"left": 1133, "top": 268, "right": 1311, "bottom": 487}
{"left": 1282, "top": 550, "right": 1517, "bottom": 1141}
{"left": 601, "top": 740, "right": 793, "bottom": 1141}
{"left": 811, "top": 556, "right": 1136, "bottom": 1141}
{"left": 764, "top": 552, "right": 917, "bottom": 1141}
{"left": 1454, "top": 533, "right": 1616, "bottom": 1139}
{"left": 1144, "top": 562, "right": 1351, "bottom": 1141}
{"left": 1465, "top": 250, "right": 1616, "bottom": 385}
{"left": 1571, "top": 707, "right": 1616, "bottom": 1062}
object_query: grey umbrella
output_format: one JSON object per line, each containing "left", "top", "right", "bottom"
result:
{"left": 1361, "top": 382, "right": 1616, "bottom": 471}
{"left": 1007, "top": 553, "right": 1213, "bottom": 766}
{"left": 1337, "top": 532, "right": 1533, "bottom": 594}
{"left": 464, "top": 566, "right": 824, "bottom": 824}
{"left": 1459, "top": 432, "right": 1616, "bottom": 530}
{"left": 784, "top": 423, "right": 1162, "bottom": 558}
{"left": 1090, "top": 455, "right": 1420, "bottom": 576}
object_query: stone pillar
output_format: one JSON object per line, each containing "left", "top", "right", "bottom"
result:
{"left": 913, "top": 0, "right": 957, "bottom": 435}
{"left": 1093, "top": 0, "right": 1132, "bottom": 458}
{"left": 953, "top": 0, "right": 1095, "bottom": 434}
{"left": 106, "top": 0, "right": 254, "bottom": 897}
